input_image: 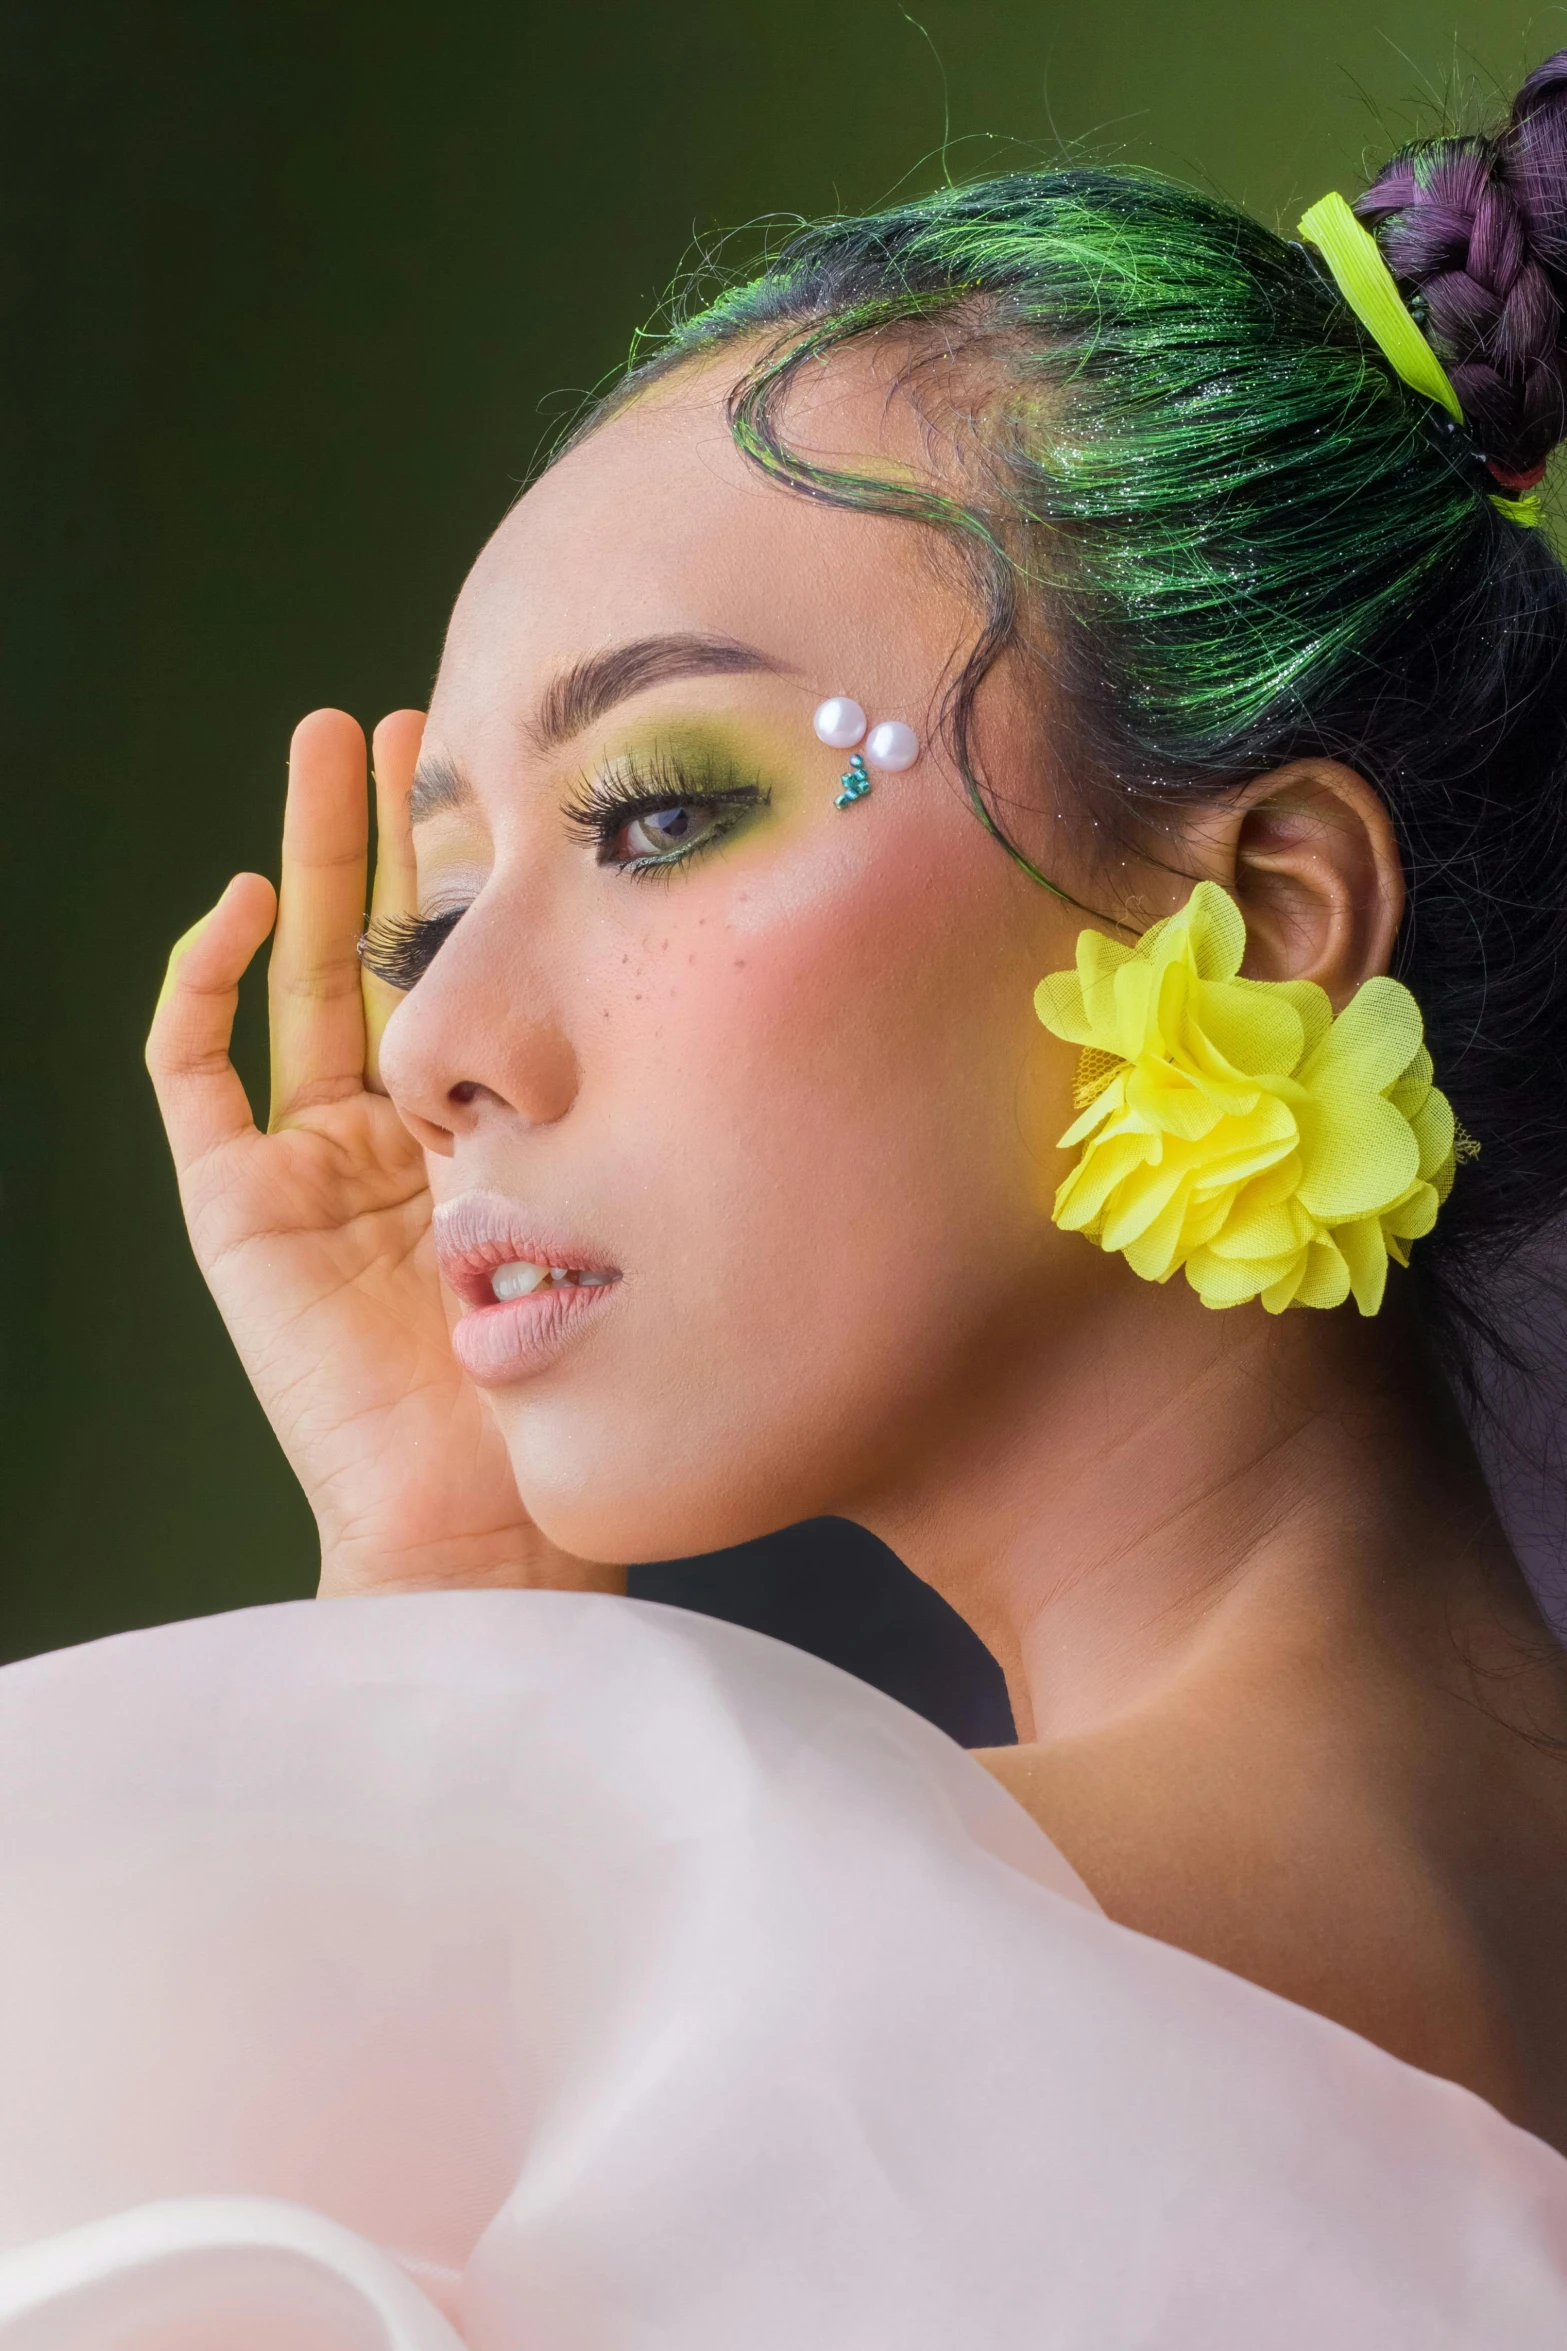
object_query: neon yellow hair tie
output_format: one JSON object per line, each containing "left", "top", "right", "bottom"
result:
{"left": 1297, "top": 191, "right": 1542, "bottom": 528}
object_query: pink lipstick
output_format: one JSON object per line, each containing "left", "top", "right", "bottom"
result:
{"left": 434, "top": 1192, "right": 622, "bottom": 1387}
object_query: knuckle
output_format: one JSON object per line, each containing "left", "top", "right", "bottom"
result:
{"left": 272, "top": 970, "right": 362, "bottom": 1005}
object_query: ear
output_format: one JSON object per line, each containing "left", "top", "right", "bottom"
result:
{"left": 1180, "top": 759, "right": 1404, "bottom": 1007}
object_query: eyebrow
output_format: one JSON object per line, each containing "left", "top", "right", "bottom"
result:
{"left": 409, "top": 632, "right": 789, "bottom": 825}
{"left": 408, "top": 752, "right": 471, "bottom": 825}
{"left": 532, "top": 632, "right": 789, "bottom": 751}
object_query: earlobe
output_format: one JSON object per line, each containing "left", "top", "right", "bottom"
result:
{"left": 1196, "top": 760, "right": 1405, "bottom": 1007}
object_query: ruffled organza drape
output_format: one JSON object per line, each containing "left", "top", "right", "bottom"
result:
{"left": 0, "top": 1592, "right": 1562, "bottom": 2347}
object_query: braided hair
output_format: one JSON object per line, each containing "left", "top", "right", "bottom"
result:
{"left": 1358, "top": 52, "right": 1567, "bottom": 491}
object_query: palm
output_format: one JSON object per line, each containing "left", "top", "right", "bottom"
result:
{"left": 148, "top": 709, "right": 609, "bottom": 1596}
{"left": 181, "top": 1098, "right": 514, "bottom": 1578}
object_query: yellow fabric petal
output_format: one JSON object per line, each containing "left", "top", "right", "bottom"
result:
{"left": 1195, "top": 978, "right": 1307, "bottom": 1080}
{"left": 1387, "top": 1043, "right": 1434, "bottom": 1121}
{"left": 1180, "top": 881, "right": 1248, "bottom": 983}
{"left": 1295, "top": 1091, "right": 1420, "bottom": 1222}
{"left": 1298, "top": 976, "right": 1424, "bottom": 1097}
{"left": 1381, "top": 1179, "right": 1440, "bottom": 1244}
{"left": 1122, "top": 1185, "right": 1198, "bottom": 1281}
{"left": 1112, "top": 958, "right": 1159, "bottom": 1059}
{"left": 1259, "top": 1257, "right": 1310, "bottom": 1314}
{"left": 1081, "top": 932, "right": 1140, "bottom": 1049}
{"left": 1291, "top": 1234, "right": 1353, "bottom": 1312}
{"left": 1058, "top": 1081, "right": 1129, "bottom": 1150}
{"left": 1202, "top": 1194, "right": 1313, "bottom": 1262}
{"left": 1186, "top": 1248, "right": 1280, "bottom": 1306}
{"left": 1054, "top": 1131, "right": 1152, "bottom": 1229}
{"left": 1232, "top": 1155, "right": 1307, "bottom": 1214}
{"left": 1179, "top": 1113, "right": 1299, "bottom": 1195}
{"left": 1097, "top": 1165, "right": 1179, "bottom": 1252}
{"left": 1034, "top": 882, "right": 1462, "bottom": 1316}
{"left": 1335, "top": 1216, "right": 1391, "bottom": 1316}
{"left": 1407, "top": 1085, "right": 1454, "bottom": 1184}
{"left": 1124, "top": 1065, "right": 1229, "bottom": 1141}
{"left": 1033, "top": 969, "right": 1092, "bottom": 1048}
{"left": 1273, "top": 980, "right": 1334, "bottom": 1062}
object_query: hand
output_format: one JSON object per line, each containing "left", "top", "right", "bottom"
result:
{"left": 146, "top": 708, "right": 622, "bottom": 1598}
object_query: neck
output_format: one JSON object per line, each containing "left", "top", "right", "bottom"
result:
{"left": 856, "top": 1269, "right": 1543, "bottom": 1748}
{"left": 857, "top": 1265, "right": 1567, "bottom": 2150}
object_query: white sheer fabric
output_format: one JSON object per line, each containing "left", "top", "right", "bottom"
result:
{"left": 0, "top": 1591, "right": 1563, "bottom": 2347}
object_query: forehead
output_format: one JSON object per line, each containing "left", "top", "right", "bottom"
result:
{"left": 432, "top": 350, "right": 975, "bottom": 719}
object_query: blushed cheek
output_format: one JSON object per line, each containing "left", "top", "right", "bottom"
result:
{"left": 723, "top": 816, "right": 1030, "bottom": 1078}
{"left": 606, "top": 833, "right": 1037, "bottom": 1292}
{"left": 687, "top": 847, "right": 959, "bottom": 1099}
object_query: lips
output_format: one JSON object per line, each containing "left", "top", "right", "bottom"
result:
{"left": 434, "top": 1191, "right": 621, "bottom": 1387}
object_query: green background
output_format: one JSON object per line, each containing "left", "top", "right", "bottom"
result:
{"left": 7, "top": 0, "right": 1565, "bottom": 1663}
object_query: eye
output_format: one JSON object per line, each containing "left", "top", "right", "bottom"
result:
{"left": 617, "top": 801, "right": 730, "bottom": 861}
{"left": 562, "top": 751, "right": 771, "bottom": 878}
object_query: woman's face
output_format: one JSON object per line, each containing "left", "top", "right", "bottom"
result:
{"left": 379, "top": 352, "right": 1118, "bottom": 1561}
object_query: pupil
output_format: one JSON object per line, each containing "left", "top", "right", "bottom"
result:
{"left": 650, "top": 806, "right": 692, "bottom": 842}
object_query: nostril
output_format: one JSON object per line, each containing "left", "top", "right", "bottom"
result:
{"left": 449, "top": 1080, "right": 480, "bottom": 1104}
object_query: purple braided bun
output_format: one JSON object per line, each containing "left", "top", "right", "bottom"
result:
{"left": 1356, "top": 51, "right": 1567, "bottom": 480}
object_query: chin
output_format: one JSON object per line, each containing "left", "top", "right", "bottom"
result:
{"left": 520, "top": 1466, "right": 811, "bottom": 1570}
{"left": 485, "top": 1378, "right": 863, "bottom": 1568}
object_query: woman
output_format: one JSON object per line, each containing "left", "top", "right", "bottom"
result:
{"left": 7, "top": 57, "right": 1567, "bottom": 2349}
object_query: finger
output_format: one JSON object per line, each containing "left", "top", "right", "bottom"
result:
{"left": 364, "top": 708, "right": 426, "bottom": 1092}
{"left": 268, "top": 708, "right": 370, "bottom": 1127}
{"left": 146, "top": 873, "right": 278, "bottom": 1172}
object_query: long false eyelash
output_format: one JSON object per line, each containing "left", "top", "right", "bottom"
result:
{"left": 357, "top": 907, "right": 466, "bottom": 992}
{"left": 561, "top": 746, "right": 770, "bottom": 869}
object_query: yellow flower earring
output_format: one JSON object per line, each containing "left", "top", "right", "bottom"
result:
{"left": 1033, "top": 882, "right": 1469, "bottom": 1315}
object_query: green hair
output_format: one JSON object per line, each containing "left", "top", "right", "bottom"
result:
{"left": 571, "top": 165, "right": 1567, "bottom": 1334}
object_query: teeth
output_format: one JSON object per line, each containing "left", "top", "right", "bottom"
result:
{"left": 491, "top": 1261, "right": 549, "bottom": 1301}
{"left": 490, "top": 1260, "right": 615, "bottom": 1301}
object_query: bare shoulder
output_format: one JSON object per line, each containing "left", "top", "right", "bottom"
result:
{"left": 970, "top": 1714, "right": 1567, "bottom": 2160}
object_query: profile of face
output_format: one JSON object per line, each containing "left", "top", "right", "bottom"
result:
{"left": 376, "top": 352, "right": 1171, "bottom": 1564}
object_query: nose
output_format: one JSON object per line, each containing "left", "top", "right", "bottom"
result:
{"left": 376, "top": 909, "right": 579, "bottom": 1156}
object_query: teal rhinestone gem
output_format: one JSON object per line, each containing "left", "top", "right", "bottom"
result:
{"left": 834, "top": 753, "right": 872, "bottom": 809}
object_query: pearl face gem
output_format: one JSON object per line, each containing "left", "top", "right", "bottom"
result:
{"left": 864, "top": 719, "right": 919, "bottom": 772}
{"left": 812, "top": 697, "right": 867, "bottom": 749}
